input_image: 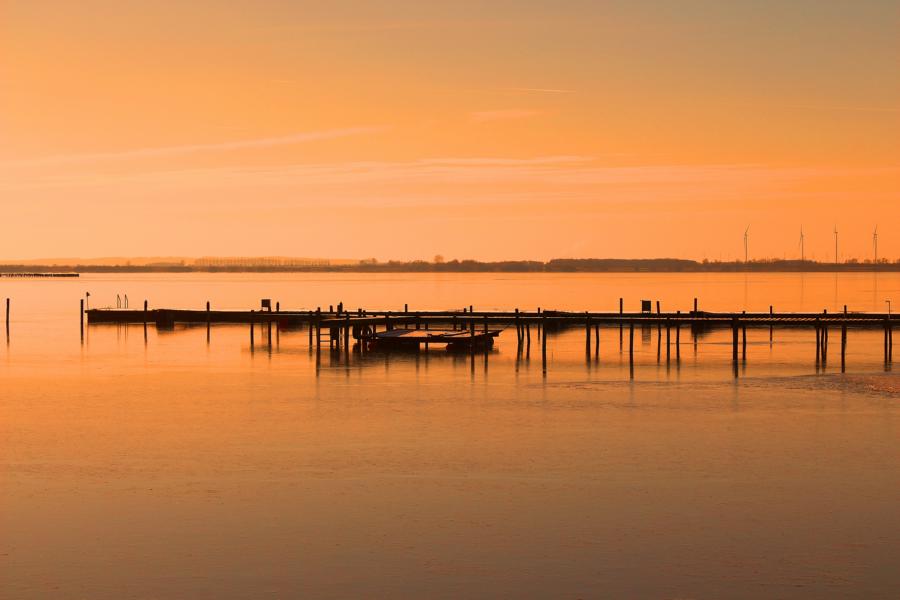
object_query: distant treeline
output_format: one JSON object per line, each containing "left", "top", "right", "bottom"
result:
{"left": 2, "top": 259, "right": 899, "bottom": 274}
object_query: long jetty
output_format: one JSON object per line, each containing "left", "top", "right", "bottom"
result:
{"left": 82, "top": 299, "right": 896, "bottom": 374}
{"left": 1, "top": 272, "right": 79, "bottom": 278}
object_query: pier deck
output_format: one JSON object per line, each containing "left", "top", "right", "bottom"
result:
{"left": 78, "top": 302, "right": 895, "bottom": 373}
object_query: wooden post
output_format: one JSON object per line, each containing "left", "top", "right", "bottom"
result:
{"left": 888, "top": 320, "right": 893, "bottom": 363}
{"left": 693, "top": 298, "right": 698, "bottom": 313}
{"left": 666, "top": 318, "right": 671, "bottom": 362}
{"left": 594, "top": 324, "right": 600, "bottom": 359}
{"left": 656, "top": 300, "right": 662, "bottom": 362}
{"left": 308, "top": 311, "right": 314, "bottom": 346}
{"left": 79, "top": 299, "right": 84, "bottom": 339}
{"left": 732, "top": 318, "right": 739, "bottom": 362}
{"left": 515, "top": 309, "right": 521, "bottom": 345}
{"left": 741, "top": 320, "right": 747, "bottom": 361}
{"left": 740, "top": 310, "right": 746, "bottom": 361}
{"left": 250, "top": 310, "right": 255, "bottom": 347}
{"left": 526, "top": 323, "right": 532, "bottom": 351}
{"left": 885, "top": 318, "right": 890, "bottom": 364}
{"left": 629, "top": 321, "right": 634, "bottom": 379}
{"left": 315, "top": 309, "right": 322, "bottom": 348}
{"left": 841, "top": 319, "right": 847, "bottom": 372}
{"left": 815, "top": 319, "right": 821, "bottom": 364}
{"left": 5, "top": 298, "right": 9, "bottom": 330}
{"left": 656, "top": 301, "right": 661, "bottom": 333}
{"left": 541, "top": 314, "right": 548, "bottom": 375}
{"left": 676, "top": 311, "right": 681, "bottom": 361}
{"left": 888, "top": 319, "right": 894, "bottom": 363}
{"left": 585, "top": 314, "right": 591, "bottom": 358}
{"left": 344, "top": 315, "right": 350, "bottom": 350}
{"left": 619, "top": 297, "right": 624, "bottom": 351}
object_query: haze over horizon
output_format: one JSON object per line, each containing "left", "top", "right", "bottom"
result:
{"left": 2, "top": 1, "right": 898, "bottom": 261}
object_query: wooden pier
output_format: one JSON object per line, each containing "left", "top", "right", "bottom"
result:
{"left": 82, "top": 301, "right": 896, "bottom": 374}
{"left": 1, "top": 272, "right": 79, "bottom": 278}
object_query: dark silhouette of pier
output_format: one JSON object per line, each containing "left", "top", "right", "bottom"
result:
{"left": 81, "top": 298, "right": 895, "bottom": 376}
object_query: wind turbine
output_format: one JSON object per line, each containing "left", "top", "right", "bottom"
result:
{"left": 873, "top": 226, "right": 879, "bottom": 264}
{"left": 833, "top": 226, "right": 839, "bottom": 264}
{"left": 799, "top": 227, "right": 805, "bottom": 262}
{"left": 743, "top": 225, "right": 750, "bottom": 263}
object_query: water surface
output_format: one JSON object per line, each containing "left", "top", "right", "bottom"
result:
{"left": 2, "top": 273, "right": 898, "bottom": 598}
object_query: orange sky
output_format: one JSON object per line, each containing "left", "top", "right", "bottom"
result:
{"left": 1, "top": 1, "right": 898, "bottom": 261}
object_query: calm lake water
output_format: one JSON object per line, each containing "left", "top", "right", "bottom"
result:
{"left": 2, "top": 273, "right": 898, "bottom": 599}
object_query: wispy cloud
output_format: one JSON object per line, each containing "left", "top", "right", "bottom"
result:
{"left": 1, "top": 127, "right": 385, "bottom": 167}
{"left": 789, "top": 104, "right": 900, "bottom": 113}
{"left": 501, "top": 87, "right": 574, "bottom": 94}
{"left": 469, "top": 109, "right": 542, "bottom": 123}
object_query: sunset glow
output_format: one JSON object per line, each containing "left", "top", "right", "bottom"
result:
{"left": 2, "top": 1, "right": 897, "bottom": 261}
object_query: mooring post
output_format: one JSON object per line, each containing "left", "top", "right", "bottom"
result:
{"left": 885, "top": 318, "right": 890, "bottom": 364}
{"left": 666, "top": 318, "right": 671, "bottom": 362}
{"left": 693, "top": 298, "right": 698, "bottom": 314}
{"left": 541, "top": 314, "right": 548, "bottom": 375}
{"left": 769, "top": 305, "right": 774, "bottom": 345}
{"left": 80, "top": 299, "right": 84, "bottom": 339}
{"left": 815, "top": 319, "right": 821, "bottom": 365}
{"left": 741, "top": 311, "right": 747, "bottom": 361}
{"left": 676, "top": 311, "right": 681, "bottom": 361}
{"left": 585, "top": 313, "right": 591, "bottom": 359}
{"left": 594, "top": 324, "right": 600, "bottom": 359}
{"left": 315, "top": 308, "right": 322, "bottom": 348}
{"left": 841, "top": 323, "right": 847, "bottom": 372}
{"left": 537, "top": 307, "right": 542, "bottom": 340}
{"left": 308, "top": 311, "right": 313, "bottom": 346}
{"left": 629, "top": 321, "right": 634, "bottom": 379}
{"left": 250, "top": 310, "right": 255, "bottom": 347}
{"left": 888, "top": 320, "right": 893, "bottom": 363}
{"left": 732, "top": 318, "right": 739, "bottom": 363}
{"left": 656, "top": 300, "right": 661, "bottom": 334}
{"left": 515, "top": 308, "right": 521, "bottom": 344}
{"left": 619, "top": 298, "right": 624, "bottom": 351}
{"left": 344, "top": 315, "right": 350, "bottom": 350}
{"left": 527, "top": 322, "right": 532, "bottom": 351}
{"left": 822, "top": 310, "right": 829, "bottom": 363}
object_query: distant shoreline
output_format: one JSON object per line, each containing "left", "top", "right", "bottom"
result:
{"left": 1, "top": 259, "right": 898, "bottom": 274}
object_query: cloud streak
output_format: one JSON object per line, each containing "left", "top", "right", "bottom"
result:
{"left": 502, "top": 87, "right": 574, "bottom": 94}
{"left": 469, "top": 109, "right": 542, "bottom": 123}
{"left": 1, "top": 127, "right": 385, "bottom": 167}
